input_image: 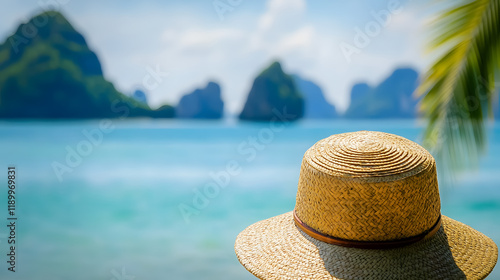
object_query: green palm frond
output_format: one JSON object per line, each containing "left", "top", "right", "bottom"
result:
{"left": 418, "top": 0, "right": 500, "bottom": 171}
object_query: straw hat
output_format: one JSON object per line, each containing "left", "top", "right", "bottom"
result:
{"left": 235, "top": 131, "right": 498, "bottom": 279}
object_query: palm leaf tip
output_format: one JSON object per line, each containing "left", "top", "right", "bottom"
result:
{"left": 418, "top": 0, "right": 500, "bottom": 173}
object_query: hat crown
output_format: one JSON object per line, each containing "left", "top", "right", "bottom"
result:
{"left": 294, "top": 131, "right": 441, "bottom": 242}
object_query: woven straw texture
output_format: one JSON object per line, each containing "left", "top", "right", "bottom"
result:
{"left": 235, "top": 212, "right": 498, "bottom": 280}
{"left": 295, "top": 131, "right": 440, "bottom": 241}
{"left": 235, "top": 131, "right": 498, "bottom": 279}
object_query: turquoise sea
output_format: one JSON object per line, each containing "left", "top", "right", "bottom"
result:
{"left": 0, "top": 120, "right": 499, "bottom": 279}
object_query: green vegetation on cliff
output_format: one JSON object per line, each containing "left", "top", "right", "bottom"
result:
{"left": 0, "top": 11, "right": 174, "bottom": 119}
{"left": 239, "top": 61, "right": 304, "bottom": 121}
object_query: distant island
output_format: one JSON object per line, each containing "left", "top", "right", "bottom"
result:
{"left": 239, "top": 61, "right": 304, "bottom": 121}
{"left": 237, "top": 63, "right": 420, "bottom": 121}
{"left": 0, "top": 10, "right": 429, "bottom": 121}
{"left": 345, "top": 68, "right": 420, "bottom": 118}
{"left": 292, "top": 75, "right": 337, "bottom": 119}
{"left": 0, "top": 11, "right": 174, "bottom": 119}
{"left": 176, "top": 81, "right": 224, "bottom": 119}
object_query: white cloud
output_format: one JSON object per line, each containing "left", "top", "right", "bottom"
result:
{"left": 269, "top": 0, "right": 305, "bottom": 12}
{"left": 163, "top": 28, "right": 244, "bottom": 55}
{"left": 276, "top": 26, "right": 315, "bottom": 54}
{"left": 258, "top": 0, "right": 306, "bottom": 31}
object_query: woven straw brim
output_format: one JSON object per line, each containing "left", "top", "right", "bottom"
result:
{"left": 235, "top": 212, "right": 498, "bottom": 280}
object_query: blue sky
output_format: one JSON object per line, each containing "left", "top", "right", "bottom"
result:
{"left": 1, "top": 0, "right": 435, "bottom": 113}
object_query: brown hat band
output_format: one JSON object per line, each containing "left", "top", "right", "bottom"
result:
{"left": 293, "top": 210, "right": 442, "bottom": 250}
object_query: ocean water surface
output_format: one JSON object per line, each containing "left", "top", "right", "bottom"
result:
{"left": 0, "top": 119, "right": 499, "bottom": 279}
